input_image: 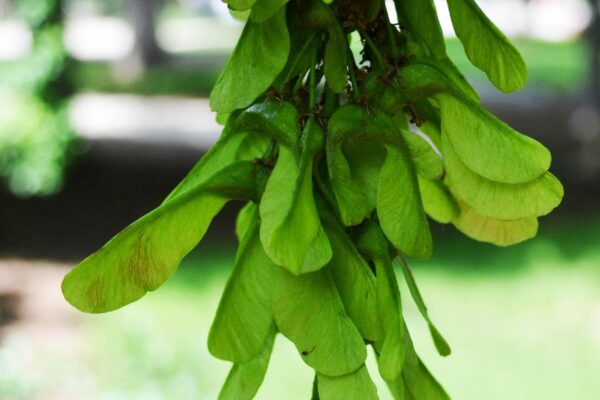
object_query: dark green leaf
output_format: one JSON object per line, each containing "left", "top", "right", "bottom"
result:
{"left": 304, "top": 0, "right": 347, "bottom": 92}
{"left": 233, "top": 100, "right": 299, "bottom": 148}
{"left": 251, "top": 0, "right": 289, "bottom": 23}
{"left": 395, "top": 0, "right": 446, "bottom": 58}
{"left": 210, "top": 10, "right": 290, "bottom": 112}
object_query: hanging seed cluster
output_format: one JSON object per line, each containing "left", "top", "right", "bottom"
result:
{"left": 62, "top": 0, "right": 563, "bottom": 398}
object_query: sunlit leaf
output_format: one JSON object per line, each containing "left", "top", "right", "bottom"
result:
{"left": 417, "top": 176, "right": 460, "bottom": 224}
{"left": 210, "top": 9, "right": 290, "bottom": 112}
{"left": 439, "top": 94, "right": 550, "bottom": 184}
{"left": 453, "top": 200, "right": 539, "bottom": 246}
{"left": 62, "top": 162, "right": 258, "bottom": 313}
{"left": 446, "top": 0, "right": 527, "bottom": 92}
{"left": 208, "top": 206, "right": 276, "bottom": 362}
{"left": 218, "top": 327, "right": 276, "bottom": 400}
{"left": 317, "top": 365, "right": 379, "bottom": 400}
{"left": 272, "top": 267, "right": 366, "bottom": 376}
{"left": 442, "top": 134, "right": 563, "bottom": 220}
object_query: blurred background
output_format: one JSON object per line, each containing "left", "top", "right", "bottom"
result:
{"left": 0, "top": 0, "right": 599, "bottom": 399}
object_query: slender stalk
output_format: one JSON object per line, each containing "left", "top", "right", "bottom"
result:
{"left": 309, "top": 47, "right": 318, "bottom": 110}
{"left": 361, "top": 32, "right": 387, "bottom": 69}
{"left": 324, "top": 85, "right": 338, "bottom": 116}
{"left": 347, "top": 48, "right": 361, "bottom": 98}
{"left": 381, "top": 2, "right": 400, "bottom": 58}
{"left": 279, "top": 32, "right": 319, "bottom": 92}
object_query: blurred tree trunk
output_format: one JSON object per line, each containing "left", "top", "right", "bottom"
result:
{"left": 587, "top": 0, "right": 600, "bottom": 105}
{"left": 127, "top": 0, "right": 165, "bottom": 68}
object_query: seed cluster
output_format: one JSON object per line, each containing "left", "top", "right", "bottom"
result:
{"left": 62, "top": 0, "right": 562, "bottom": 399}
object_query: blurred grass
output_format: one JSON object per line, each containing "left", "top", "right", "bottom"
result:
{"left": 5, "top": 213, "right": 591, "bottom": 400}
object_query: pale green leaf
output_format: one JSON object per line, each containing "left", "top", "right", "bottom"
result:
{"left": 260, "top": 118, "right": 332, "bottom": 274}
{"left": 378, "top": 145, "right": 432, "bottom": 259}
{"left": 439, "top": 94, "right": 550, "bottom": 184}
{"left": 62, "top": 162, "right": 257, "bottom": 313}
{"left": 318, "top": 197, "right": 382, "bottom": 343}
{"left": 218, "top": 327, "right": 275, "bottom": 400}
{"left": 417, "top": 176, "right": 460, "bottom": 224}
{"left": 397, "top": 255, "right": 451, "bottom": 356}
{"left": 442, "top": 134, "right": 563, "bottom": 220}
{"left": 317, "top": 365, "right": 378, "bottom": 400}
{"left": 210, "top": 10, "right": 290, "bottom": 112}
{"left": 208, "top": 206, "right": 276, "bottom": 362}
{"left": 251, "top": 0, "right": 289, "bottom": 23}
{"left": 453, "top": 200, "right": 539, "bottom": 246}
{"left": 447, "top": 0, "right": 527, "bottom": 92}
{"left": 272, "top": 267, "right": 366, "bottom": 376}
